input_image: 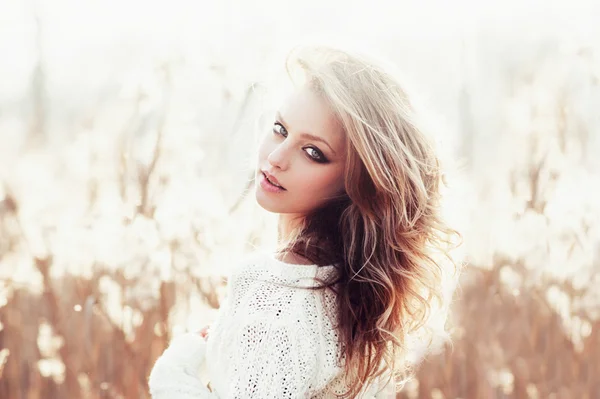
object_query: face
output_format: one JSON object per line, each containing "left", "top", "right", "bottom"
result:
{"left": 255, "top": 85, "right": 347, "bottom": 217}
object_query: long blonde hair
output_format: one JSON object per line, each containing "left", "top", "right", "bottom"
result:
{"left": 276, "top": 45, "right": 461, "bottom": 397}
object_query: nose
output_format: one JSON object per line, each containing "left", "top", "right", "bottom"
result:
{"left": 267, "top": 143, "right": 290, "bottom": 171}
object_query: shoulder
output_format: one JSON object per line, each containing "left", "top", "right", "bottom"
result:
{"left": 223, "top": 251, "right": 341, "bottom": 339}
{"left": 226, "top": 251, "right": 271, "bottom": 278}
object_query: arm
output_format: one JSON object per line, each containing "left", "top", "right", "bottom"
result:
{"left": 148, "top": 333, "right": 218, "bottom": 399}
{"left": 373, "top": 376, "right": 396, "bottom": 399}
{"left": 148, "top": 320, "right": 319, "bottom": 398}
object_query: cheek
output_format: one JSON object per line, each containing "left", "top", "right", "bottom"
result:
{"left": 300, "top": 167, "right": 344, "bottom": 197}
{"left": 257, "top": 135, "right": 274, "bottom": 163}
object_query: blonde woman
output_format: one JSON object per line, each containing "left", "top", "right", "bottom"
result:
{"left": 148, "top": 45, "right": 460, "bottom": 398}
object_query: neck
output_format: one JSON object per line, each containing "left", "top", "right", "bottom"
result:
{"left": 277, "top": 214, "right": 304, "bottom": 245}
{"left": 277, "top": 214, "right": 315, "bottom": 265}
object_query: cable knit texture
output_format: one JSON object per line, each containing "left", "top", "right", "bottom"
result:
{"left": 148, "top": 252, "right": 395, "bottom": 398}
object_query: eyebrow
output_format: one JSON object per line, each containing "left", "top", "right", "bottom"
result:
{"left": 276, "top": 112, "right": 337, "bottom": 155}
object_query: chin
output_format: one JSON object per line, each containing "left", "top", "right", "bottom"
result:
{"left": 255, "top": 190, "right": 310, "bottom": 216}
{"left": 255, "top": 189, "right": 284, "bottom": 213}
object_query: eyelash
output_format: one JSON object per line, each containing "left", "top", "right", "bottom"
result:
{"left": 273, "top": 122, "right": 329, "bottom": 163}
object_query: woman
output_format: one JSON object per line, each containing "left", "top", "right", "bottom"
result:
{"left": 148, "top": 45, "right": 460, "bottom": 398}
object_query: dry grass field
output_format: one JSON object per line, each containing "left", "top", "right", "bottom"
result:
{"left": 1, "top": 1, "right": 599, "bottom": 398}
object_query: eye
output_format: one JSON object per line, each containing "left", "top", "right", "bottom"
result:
{"left": 273, "top": 122, "right": 287, "bottom": 137}
{"left": 304, "top": 147, "right": 327, "bottom": 163}
{"left": 273, "top": 121, "right": 329, "bottom": 164}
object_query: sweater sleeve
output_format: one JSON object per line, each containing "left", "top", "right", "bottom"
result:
{"left": 373, "top": 373, "right": 396, "bottom": 398}
{"left": 148, "top": 332, "right": 218, "bottom": 398}
{"left": 148, "top": 319, "right": 320, "bottom": 398}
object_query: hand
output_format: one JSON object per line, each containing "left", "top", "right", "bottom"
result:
{"left": 197, "top": 325, "right": 210, "bottom": 340}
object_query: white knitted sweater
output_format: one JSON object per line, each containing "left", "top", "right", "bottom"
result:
{"left": 148, "top": 252, "right": 396, "bottom": 398}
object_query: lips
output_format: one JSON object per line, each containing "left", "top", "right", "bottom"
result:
{"left": 262, "top": 171, "right": 285, "bottom": 190}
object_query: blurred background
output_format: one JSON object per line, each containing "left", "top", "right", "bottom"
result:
{"left": 1, "top": 0, "right": 599, "bottom": 398}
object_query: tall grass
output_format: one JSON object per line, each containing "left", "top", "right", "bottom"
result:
{"left": 0, "top": 12, "right": 599, "bottom": 398}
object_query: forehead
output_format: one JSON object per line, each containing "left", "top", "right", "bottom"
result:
{"left": 279, "top": 86, "right": 345, "bottom": 152}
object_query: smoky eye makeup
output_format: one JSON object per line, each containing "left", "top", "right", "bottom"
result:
{"left": 304, "top": 146, "right": 328, "bottom": 163}
{"left": 273, "top": 122, "right": 287, "bottom": 136}
{"left": 273, "top": 121, "right": 330, "bottom": 164}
